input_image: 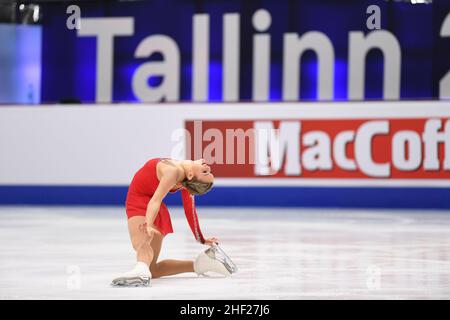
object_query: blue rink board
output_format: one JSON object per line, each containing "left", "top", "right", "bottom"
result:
{"left": 0, "top": 186, "right": 448, "bottom": 209}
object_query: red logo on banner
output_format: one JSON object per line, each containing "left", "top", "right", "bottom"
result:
{"left": 185, "top": 118, "right": 450, "bottom": 179}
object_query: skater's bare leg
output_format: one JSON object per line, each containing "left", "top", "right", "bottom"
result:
{"left": 128, "top": 216, "right": 194, "bottom": 278}
{"left": 151, "top": 260, "right": 195, "bottom": 278}
{"left": 148, "top": 231, "right": 195, "bottom": 278}
{"left": 128, "top": 216, "right": 155, "bottom": 266}
{"left": 110, "top": 216, "right": 153, "bottom": 286}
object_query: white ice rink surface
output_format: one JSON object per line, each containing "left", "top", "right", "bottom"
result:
{"left": 1, "top": 206, "right": 450, "bottom": 300}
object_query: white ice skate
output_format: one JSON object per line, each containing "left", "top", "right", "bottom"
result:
{"left": 111, "top": 262, "right": 151, "bottom": 287}
{"left": 194, "top": 244, "right": 238, "bottom": 277}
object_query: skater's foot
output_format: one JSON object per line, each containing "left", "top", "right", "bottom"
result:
{"left": 111, "top": 262, "right": 151, "bottom": 287}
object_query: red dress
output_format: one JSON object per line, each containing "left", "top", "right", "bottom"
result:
{"left": 125, "top": 158, "right": 206, "bottom": 243}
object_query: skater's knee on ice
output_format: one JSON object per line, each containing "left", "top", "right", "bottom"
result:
{"left": 149, "top": 264, "right": 161, "bottom": 278}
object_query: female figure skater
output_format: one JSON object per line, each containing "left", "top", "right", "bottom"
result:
{"left": 112, "top": 158, "right": 230, "bottom": 287}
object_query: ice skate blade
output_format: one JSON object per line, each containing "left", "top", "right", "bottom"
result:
{"left": 198, "top": 272, "right": 232, "bottom": 278}
{"left": 111, "top": 276, "right": 150, "bottom": 287}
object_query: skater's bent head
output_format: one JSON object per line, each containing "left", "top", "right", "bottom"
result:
{"left": 182, "top": 177, "right": 213, "bottom": 195}
{"left": 183, "top": 159, "right": 214, "bottom": 195}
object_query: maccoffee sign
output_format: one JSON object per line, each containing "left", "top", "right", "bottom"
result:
{"left": 185, "top": 118, "right": 450, "bottom": 181}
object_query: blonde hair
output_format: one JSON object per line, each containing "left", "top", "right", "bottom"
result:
{"left": 181, "top": 177, "right": 213, "bottom": 195}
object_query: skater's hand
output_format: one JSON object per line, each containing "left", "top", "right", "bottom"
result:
{"left": 141, "top": 222, "right": 161, "bottom": 238}
{"left": 204, "top": 237, "right": 219, "bottom": 246}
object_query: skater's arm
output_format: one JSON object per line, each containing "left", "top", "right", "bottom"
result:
{"left": 145, "top": 168, "right": 178, "bottom": 230}
{"left": 181, "top": 189, "right": 219, "bottom": 245}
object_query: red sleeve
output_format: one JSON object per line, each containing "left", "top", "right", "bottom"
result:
{"left": 181, "top": 189, "right": 206, "bottom": 244}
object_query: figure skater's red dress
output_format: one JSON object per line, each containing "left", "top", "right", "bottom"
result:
{"left": 125, "top": 158, "right": 205, "bottom": 243}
